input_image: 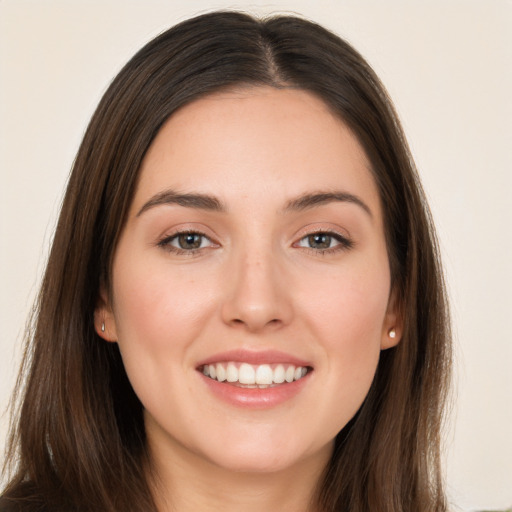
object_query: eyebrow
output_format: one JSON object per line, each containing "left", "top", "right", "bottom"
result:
{"left": 284, "top": 191, "right": 372, "bottom": 217}
{"left": 136, "top": 190, "right": 226, "bottom": 217}
{"left": 136, "top": 189, "right": 372, "bottom": 218}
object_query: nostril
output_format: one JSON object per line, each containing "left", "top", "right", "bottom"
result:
{"left": 230, "top": 317, "right": 282, "bottom": 330}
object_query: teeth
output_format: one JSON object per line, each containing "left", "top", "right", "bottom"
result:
{"left": 239, "top": 363, "right": 255, "bottom": 384}
{"left": 255, "top": 364, "right": 273, "bottom": 385}
{"left": 226, "top": 362, "right": 238, "bottom": 383}
{"left": 201, "top": 362, "right": 309, "bottom": 385}
{"left": 216, "top": 363, "right": 226, "bottom": 382}
{"left": 274, "top": 364, "right": 285, "bottom": 384}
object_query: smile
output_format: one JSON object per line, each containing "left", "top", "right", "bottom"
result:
{"left": 201, "top": 362, "right": 310, "bottom": 387}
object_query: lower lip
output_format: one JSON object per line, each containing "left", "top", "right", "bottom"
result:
{"left": 200, "top": 372, "right": 311, "bottom": 409}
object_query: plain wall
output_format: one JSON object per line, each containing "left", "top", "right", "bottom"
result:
{"left": 1, "top": 1, "right": 511, "bottom": 510}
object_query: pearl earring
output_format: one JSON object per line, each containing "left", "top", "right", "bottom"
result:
{"left": 388, "top": 328, "right": 396, "bottom": 339}
{"left": 101, "top": 322, "right": 105, "bottom": 333}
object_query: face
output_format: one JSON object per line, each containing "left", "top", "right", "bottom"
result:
{"left": 97, "top": 87, "right": 401, "bottom": 476}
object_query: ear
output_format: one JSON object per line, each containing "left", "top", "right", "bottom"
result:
{"left": 94, "top": 283, "right": 118, "bottom": 342}
{"left": 381, "top": 287, "right": 403, "bottom": 350}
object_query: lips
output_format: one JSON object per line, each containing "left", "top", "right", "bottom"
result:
{"left": 197, "top": 350, "right": 313, "bottom": 408}
{"left": 197, "top": 348, "right": 311, "bottom": 367}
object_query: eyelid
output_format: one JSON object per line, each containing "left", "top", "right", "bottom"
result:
{"left": 155, "top": 222, "right": 220, "bottom": 245}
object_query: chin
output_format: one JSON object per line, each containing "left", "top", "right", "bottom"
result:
{"left": 208, "top": 449, "right": 302, "bottom": 474}
{"left": 199, "top": 433, "right": 332, "bottom": 475}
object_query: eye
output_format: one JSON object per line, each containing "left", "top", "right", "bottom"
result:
{"left": 296, "top": 231, "right": 353, "bottom": 252}
{"left": 173, "top": 233, "right": 208, "bottom": 250}
{"left": 158, "top": 231, "right": 214, "bottom": 253}
{"left": 300, "top": 233, "right": 336, "bottom": 250}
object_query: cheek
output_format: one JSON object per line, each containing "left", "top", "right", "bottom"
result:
{"left": 321, "top": 285, "right": 385, "bottom": 374}
{"left": 113, "top": 254, "right": 213, "bottom": 341}
{"left": 108, "top": 253, "right": 225, "bottom": 435}
{"left": 298, "top": 260, "right": 390, "bottom": 419}
{"left": 109, "top": 250, "right": 219, "bottom": 396}
{"left": 303, "top": 260, "right": 390, "bottom": 347}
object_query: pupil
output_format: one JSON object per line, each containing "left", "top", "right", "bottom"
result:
{"left": 309, "top": 234, "right": 331, "bottom": 249}
{"left": 179, "top": 233, "right": 201, "bottom": 249}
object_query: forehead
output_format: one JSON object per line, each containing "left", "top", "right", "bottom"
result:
{"left": 133, "top": 87, "right": 381, "bottom": 217}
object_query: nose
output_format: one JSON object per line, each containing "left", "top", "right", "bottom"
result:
{"left": 220, "top": 247, "right": 294, "bottom": 333}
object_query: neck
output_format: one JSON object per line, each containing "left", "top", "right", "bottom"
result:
{"left": 147, "top": 431, "right": 331, "bottom": 512}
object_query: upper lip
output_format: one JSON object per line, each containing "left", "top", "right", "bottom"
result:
{"left": 196, "top": 349, "right": 312, "bottom": 368}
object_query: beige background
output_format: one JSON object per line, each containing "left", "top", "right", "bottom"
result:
{"left": 1, "top": 1, "right": 511, "bottom": 510}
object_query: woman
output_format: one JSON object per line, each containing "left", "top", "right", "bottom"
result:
{"left": 1, "top": 11, "right": 451, "bottom": 512}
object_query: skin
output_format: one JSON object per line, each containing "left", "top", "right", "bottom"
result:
{"left": 96, "top": 87, "right": 401, "bottom": 512}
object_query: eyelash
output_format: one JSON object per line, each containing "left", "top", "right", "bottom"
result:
{"left": 294, "top": 230, "right": 353, "bottom": 256}
{"left": 157, "top": 230, "right": 216, "bottom": 256}
{"left": 157, "top": 229, "right": 353, "bottom": 256}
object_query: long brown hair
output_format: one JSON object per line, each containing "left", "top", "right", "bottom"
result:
{"left": 1, "top": 11, "right": 451, "bottom": 512}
